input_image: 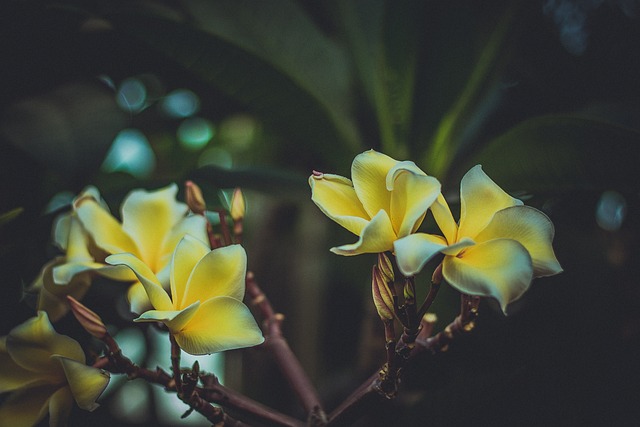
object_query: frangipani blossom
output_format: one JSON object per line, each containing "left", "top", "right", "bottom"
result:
{"left": 394, "top": 165, "right": 562, "bottom": 313}
{"left": 68, "top": 184, "right": 209, "bottom": 314}
{"left": 106, "top": 236, "right": 264, "bottom": 355}
{"left": 0, "top": 311, "right": 109, "bottom": 427}
{"left": 33, "top": 188, "right": 131, "bottom": 321}
{"left": 309, "top": 150, "right": 441, "bottom": 256}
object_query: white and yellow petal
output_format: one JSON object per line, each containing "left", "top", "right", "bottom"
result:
{"left": 158, "top": 215, "right": 209, "bottom": 272}
{"left": 134, "top": 301, "right": 201, "bottom": 332}
{"left": 309, "top": 173, "right": 370, "bottom": 236}
{"left": 120, "top": 184, "right": 188, "bottom": 271}
{"left": 394, "top": 233, "right": 449, "bottom": 277}
{"left": 180, "top": 244, "right": 246, "bottom": 309}
{"left": 170, "top": 235, "right": 211, "bottom": 306}
{"left": 0, "top": 338, "right": 52, "bottom": 393}
{"left": 458, "top": 165, "right": 523, "bottom": 240}
{"left": 330, "top": 209, "right": 397, "bottom": 255}
{"left": 387, "top": 164, "right": 441, "bottom": 237}
{"left": 430, "top": 194, "right": 458, "bottom": 245}
{"left": 6, "top": 312, "right": 85, "bottom": 374}
{"left": 54, "top": 356, "right": 110, "bottom": 411}
{"left": 106, "top": 253, "right": 173, "bottom": 311}
{"left": 0, "top": 384, "right": 61, "bottom": 427}
{"left": 351, "top": 150, "right": 397, "bottom": 218}
{"left": 47, "top": 386, "right": 74, "bottom": 427}
{"left": 442, "top": 239, "right": 533, "bottom": 314}
{"left": 75, "top": 198, "right": 139, "bottom": 256}
{"left": 475, "top": 206, "right": 563, "bottom": 277}
{"left": 173, "top": 297, "right": 264, "bottom": 355}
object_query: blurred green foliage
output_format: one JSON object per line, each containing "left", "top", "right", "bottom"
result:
{"left": 1, "top": 0, "right": 640, "bottom": 426}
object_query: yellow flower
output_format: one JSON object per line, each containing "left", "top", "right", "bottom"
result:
{"left": 106, "top": 236, "right": 264, "bottom": 355}
{"left": 69, "top": 184, "right": 209, "bottom": 314}
{"left": 32, "top": 187, "right": 131, "bottom": 321}
{"left": 309, "top": 150, "right": 441, "bottom": 255}
{"left": 0, "top": 312, "right": 110, "bottom": 427}
{"left": 394, "top": 165, "right": 563, "bottom": 313}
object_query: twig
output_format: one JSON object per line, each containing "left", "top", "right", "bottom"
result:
{"left": 326, "top": 297, "right": 476, "bottom": 426}
{"left": 170, "top": 334, "right": 183, "bottom": 394}
{"left": 95, "top": 330, "right": 301, "bottom": 427}
{"left": 246, "top": 271, "right": 328, "bottom": 425}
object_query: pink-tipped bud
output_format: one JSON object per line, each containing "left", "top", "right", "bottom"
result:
{"left": 372, "top": 265, "right": 395, "bottom": 321}
{"left": 185, "top": 181, "right": 207, "bottom": 215}
{"left": 230, "top": 187, "right": 245, "bottom": 221}
{"left": 67, "top": 296, "right": 108, "bottom": 339}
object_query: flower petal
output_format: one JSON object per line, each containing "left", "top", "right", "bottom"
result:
{"left": 48, "top": 386, "right": 74, "bottom": 427}
{"left": 6, "top": 312, "right": 84, "bottom": 375}
{"left": 309, "top": 173, "right": 370, "bottom": 236}
{"left": 127, "top": 282, "right": 153, "bottom": 315}
{"left": 431, "top": 194, "right": 458, "bottom": 244}
{"left": 75, "top": 198, "right": 139, "bottom": 255}
{"left": 351, "top": 150, "right": 397, "bottom": 218}
{"left": 394, "top": 233, "right": 449, "bottom": 276}
{"left": 134, "top": 301, "right": 201, "bottom": 332}
{"left": 0, "top": 338, "right": 52, "bottom": 393}
{"left": 39, "top": 260, "right": 92, "bottom": 322}
{"left": 475, "top": 206, "right": 563, "bottom": 277}
{"left": 54, "top": 356, "right": 110, "bottom": 411}
{"left": 181, "top": 245, "right": 247, "bottom": 309}
{"left": 387, "top": 165, "right": 441, "bottom": 237}
{"left": 158, "top": 215, "right": 209, "bottom": 273}
{"left": 53, "top": 213, "right": 71, "bottom": 251}
{"left": 0, "top": 384, "right": 59, "bottom": 427}
{"left": 174, "top": 297, "right": 264, "bottom": 355}
{"left": 170, "top": 235, "right": 211, "bottom": 308}
{"left": 64, "top": 214, "right": 94, "bottom": 262}
{"left": 106, "top": 253, "right": 173, "bottom": 311}
{"left": 121, "top": 184, "right": 188, "bottom": 272}
{"left": 331, "top": 209, "right": 397, "bottom": 255}
{"left": 442, "top": 239, "right": 533, "bottom": 314}
{"left": 458, "top": 165, "right": 523, "bottom": 240}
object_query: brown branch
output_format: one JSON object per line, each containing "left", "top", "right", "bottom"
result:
{"left": 326, "top": 297, "right": 477, "bottom": 426}
{"left": 326, "top": 371, "right": 383, "bottom": 427}
{"left": 246, "top": 271, "right": 327, "bottom": 426}
{"left": 200, "top": 374, "right": 305, "bottom": 427}
{"left": 216, "top": 209, "right": 233, "bottom": 246}
{"left": 170, "top": 334, "right": 183, "bottom": 394}
{"left": 417, "top": 280, "right": 441, "bottom": 319}
{"left": 95, "top": 330, "right": 301, "bottom": 427}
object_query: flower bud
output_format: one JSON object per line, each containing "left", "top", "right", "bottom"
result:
{"left": 230, "top": 187, "right": 245, "bottom": 221}
{"left": 377, "top": 253, "right": 394, "bottom": 284}
{"left": 67, "top": 296, "right": 108, "bottom": 339}
{"left": 185, "top": 181, "right": 207, "bottom": 214}
{"left": 372, "top": 265, "right": 395, "bottom": 321}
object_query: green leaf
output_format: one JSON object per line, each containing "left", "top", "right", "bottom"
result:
{"left": 189, "top": 165, "right": 308, "bottom": 200}
{"left": 108, "top": 0, "right": 361, "bottom": 168}
{"left": 462, "top": 116, "right": 640, "bottom": 193}
{"left": 421, "top": 3, "right": 518, "bottom": 179}
{"left": 0, "top": 208, "right": 23, "bottom": 227}
{"left": 338, "top": 0, "right": 423, "bottom": 158}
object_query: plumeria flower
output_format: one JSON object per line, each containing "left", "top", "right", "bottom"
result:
{"left": 68, "top": 184, "right": 209, "bottom": 314}
{"left": 106, "top": 235, "right": 264, "bottom": 355}
{"left": 32, "top": 187, "right": 131, "bottom": 321}
{"left": 0, "top": 311, "right": 110, "bottom": 427}
{"left": 309, "top": 149, "right": 441, "bottom": 255}
{"left": 394, "top": 165, "right": 563, "bottom": 313}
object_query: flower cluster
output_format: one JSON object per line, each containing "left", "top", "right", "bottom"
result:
{"left": 1, "top": 183, "right": 264, "bottom": 426}
{"left": 0, "top": 312, "right": 110, "bottom": 427}
{"left": 310, "top": 150, "right": 562, "bottom": 313}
